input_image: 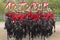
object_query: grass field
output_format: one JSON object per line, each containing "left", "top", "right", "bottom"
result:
{"left": 0, "top": 19, "right": 4, "bottom": 22}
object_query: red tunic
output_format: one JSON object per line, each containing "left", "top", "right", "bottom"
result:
{"left": 27, "top": 12, "right": 33, "bottom": 19}
{"left": 6, "top": 12, "right": 16, "bottom": 19}
{"left": 39, "top": 13, "right": 44, "bottom": 21}
{"left": 12, "top": 14, "right": 19, "bottom": 24}
{"left": 22, "top": 13, "right": 27, "bottom": 19}
{"left": 18, "top": 14, "right": 24, "bottom": 22}
{"left": 49, "top": 12, "right": 54, "bottom": 20}
{"left": 6, "top": 12, "right": 13, "bottom": 17}
{"left": 45, "top": 13, "right": 49, "bottom": 20}
{"left": 32, "top": 13, "right": 38, "bottom": 21}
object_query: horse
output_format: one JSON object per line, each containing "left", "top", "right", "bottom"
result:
{"left": 31, "top": 20, "right": 39, "bottom": 38}
{"left": 27, "top": 18, "right": 33, "bottom": 40}
{"left": 5, "top": 17, "right": 14, "bottom": 40}
{"left": 21, "top": 19, "right": 27, "bottom": 38}
{"left": 40, "top": 18, "right": 53, "bottom": 40}
{"left": 37, "top": 19, "right": 42, "bottom": 37}
{"left": 40, "top": 17, "right": 48, "bottom": 40}
{"left": 47, "top": 18, "right": 54, "bottom": 36}
{"left": 51, "top": 19, "right": 55, "bottom": 32}
{"left": 14, "top": 19, "right": 23, "bottom": 40}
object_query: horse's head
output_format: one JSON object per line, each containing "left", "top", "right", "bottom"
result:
{"left": 37, "top": 19, "right": 42, "bottom": 25}
{"left": 5, "top": 17, "right": 14, "bottom": 30}
{"left": 7, "top": 17, "right": 13, "bottom": 23}
{"left": 16, "top": 19, "right": 20, "bottom": 25}
{"left": 42, "top": 19, "right": 47, "bottom": 27}
{"left": 15, "top": 19, "right": 22, "bottom": 30}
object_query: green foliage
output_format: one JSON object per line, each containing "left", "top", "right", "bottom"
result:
{"left": 0, "top": 2, "right": 5, "bottom": 14}
{"left": 0, "top": 0, "right": 60, "bottom": 21}
{"left": 0, "top": 18, "right": 5, "bottom": 22}
{"left": 0, "top": 0, "right": 60, "bottom": 14}
{"left": 49, "top": 0, "right": 60, "bottom": 14}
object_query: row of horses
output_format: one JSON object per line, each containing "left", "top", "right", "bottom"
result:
{"left": 5, "top": 16, "right": 55, "bottom": 40}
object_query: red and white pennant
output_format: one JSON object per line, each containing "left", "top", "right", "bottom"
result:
{"left": 5, "top": 2, "right": 16, "bottom": 9}
{"left": 19, "top": 2, "right": 27, "bottom": 6}
{"left": 42, "top": 2, "right": 48, "bottom": 7}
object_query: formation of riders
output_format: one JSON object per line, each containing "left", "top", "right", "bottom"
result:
{"left": 5, "top": 1, "right": 55, "bottom": 40}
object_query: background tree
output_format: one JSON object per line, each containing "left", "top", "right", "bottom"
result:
{"left": 0, "top": 0, "right": 60, "bottom": 21}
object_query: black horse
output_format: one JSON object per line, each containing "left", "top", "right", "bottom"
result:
{"left": 47, "top": 18, "right": 54, "bottom": 36}
{"left": 21, "top": 19, "right": 27, "bottom": 38}
{"left": 51, "top": 19, "right": 55, "bottom": 32}
{"left": 37, "top": 19, "right": 42, "bottom": 37}
{"left": 27, "top": 18, "right": 33, "bottom": 40}
{"left": 31, "top": 20, "right": 38, "bottom": 38}
{"left": 40, "top": 18, "right": 54, "bottom": 40}
{"left": 40, "top": 17, "right": 48, "bottom": 40}
{"left": 5, "top": 17, "right": 14, "bottom": 40}
{"left": 14, "top": 19, "right": 23, "bottom": 40}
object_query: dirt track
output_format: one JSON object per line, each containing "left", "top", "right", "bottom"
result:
{"left": 0, "top": 22, "right": 60, "bottom": 40}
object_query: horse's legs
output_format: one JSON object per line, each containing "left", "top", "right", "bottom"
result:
{"left": 31, "top": 34, "right": 33, "bottom": 40}
{"left": 53, "top": 21, "right": 56, "bottom": 32}
{"left": 15, "top": 36, "right": 20, "bottom": 40}
{"left": 29, "top": 32, "right": 30, "bottom": 40}
{"left": 19, "top": 37, "right": 22, "bottom": 40}
{"left": 43, "top": 32, "right": 47, "bottom": 40}
{"left": 49, "top": 28, "right": 53, "bottom": 36}
{"left": 43, "top": 36, "right": 47, "bottom": 40}
{"left": 54, "top": 23, "right": 56, "bottom": 32}
{"left": 32, "top": 37, "right": 33, "bottom": 40}
{"left": 16, "top": 38, "right": 19, "bottom": 40}
{"left": 7, "top": 31, "right": 11, "bottom": 40}
{"left": 41, "top": 32, "right": 43, "bottom": 40}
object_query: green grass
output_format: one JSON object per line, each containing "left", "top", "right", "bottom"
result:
{"left": 0, "top": 19, "right": 5, "bottom": 22}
